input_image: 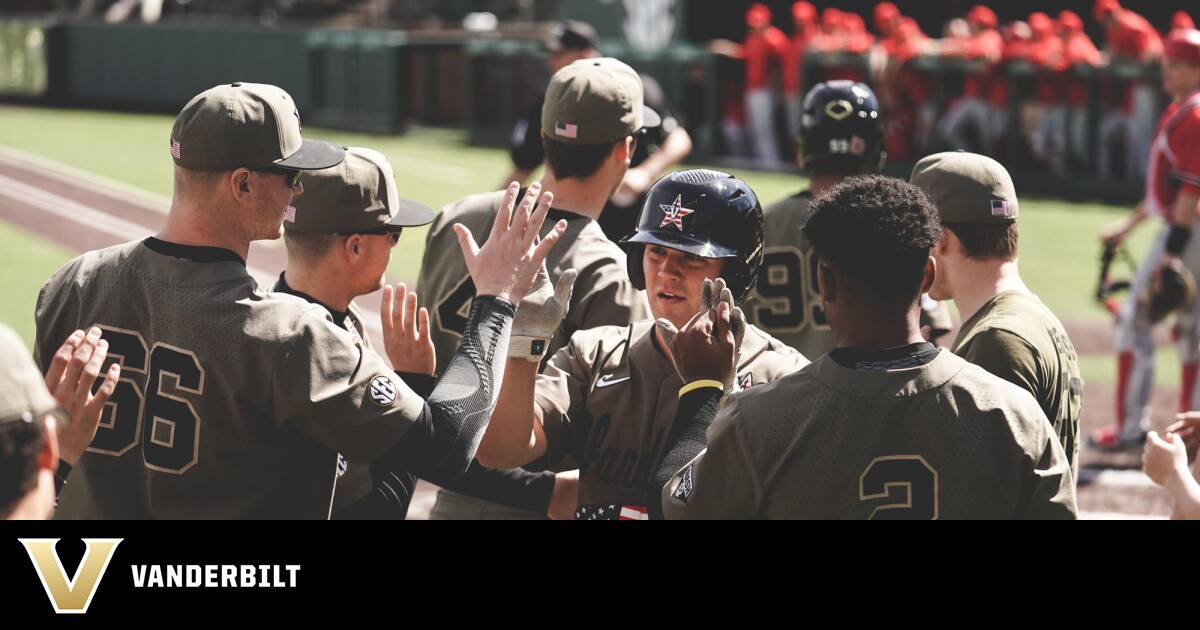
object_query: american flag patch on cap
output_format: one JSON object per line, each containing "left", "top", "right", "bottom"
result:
{"left": 554, "top": 121, "right": 578, "bottom": 139}
{"left": 991, "top": 199, "right": 1015, "bottom": 217}
{"left": 170, "top": 138, "right": 181, "bottom": 159}
{"left": 283, "top": 206, "right": 296, "bottom": 223}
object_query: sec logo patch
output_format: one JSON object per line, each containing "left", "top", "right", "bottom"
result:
{"left": 369, "top": 375, "right": 398, "bottom": 407}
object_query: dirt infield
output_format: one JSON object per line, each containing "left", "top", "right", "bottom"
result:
{"left": 0, "top": 149, "right": 1175, "bottom": 519}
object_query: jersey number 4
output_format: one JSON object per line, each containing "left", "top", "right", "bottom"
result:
{"left": 88, "top": 326, "right": 204, "bottom": 474}
{"left": 436, "top": 275, "right": 476, "bottom": 338}
{"left": 753, "top": 247, "right": 828, "bottom": 332}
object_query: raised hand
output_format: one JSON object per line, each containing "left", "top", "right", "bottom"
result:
{"left": 453, "top": 181, "right": 568, "bottom": 306}
{"left": 43, "top": 327, "right": 120, "bottom": 466}
{"left": 381, "top": 282, "right": 436, "bottom": 376}
{"left": 659, "top": 278, "right": 743, "bottom": 388}
{"left": 509, "top": 262, "right": 576, "bottom": 361}
{"left": 1144, "top": 430, "right": 1189, "bottom": 487}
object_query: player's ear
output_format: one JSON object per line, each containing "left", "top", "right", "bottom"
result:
{"left": 817, "top": 259, "right": 836, "bottom": 302}
{"left": 345, "top": 235, "right": 362, "bottom": 260}
{"left": 922, "top": 256, "right": 936, "bottom": 294}
{"left": 38, "top": 414, "right": 59, "bottom": 475}
{"left": 231, "top": 169, "right": 252, "bottom": 199}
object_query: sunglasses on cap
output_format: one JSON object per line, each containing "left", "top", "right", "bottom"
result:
{"left": 252, "top": 165, "right": 303, "bottom": 188}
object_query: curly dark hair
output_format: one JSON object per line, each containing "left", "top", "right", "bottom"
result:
{"left": 803, "top": 174, "right": 943, "bottom": 304}
{"left": 0, "top": 418, "right": 45, "bottom": 518}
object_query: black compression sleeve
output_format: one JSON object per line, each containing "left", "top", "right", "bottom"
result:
{"left": 397, "top": 372, "right": 437, "bottom": 399}
{"left": 439, "top": 461, "right": 556, "bottom": 514}
{"left": 647, "top": 387, "right": 723, "bottom": 520}
{"left": 54, "top": 459, "right": 72, "bottom": 498}
{"left": 374, "top": 296, "right": 515, "bottom": 486}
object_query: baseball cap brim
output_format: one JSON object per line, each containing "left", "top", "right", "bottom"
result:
{"left": 276, "top": 138, "right": 347, "bottom": 170}
{"left": 385, "top": 199, "right": 436, "bottom": 228}
{"left": 640, "top": 105, "right": 662, "bottom": 131}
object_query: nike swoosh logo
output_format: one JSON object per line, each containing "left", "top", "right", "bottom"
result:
{"left": 596, "top": 374, "right": 631, "bottom": 388}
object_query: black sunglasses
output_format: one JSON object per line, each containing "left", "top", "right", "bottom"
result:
{"left": 252, "top": 165, "right": 303, "bottom": 188}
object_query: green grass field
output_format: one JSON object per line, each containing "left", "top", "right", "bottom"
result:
{"left": 0, "top": 104, "right": 1160, "bottom": 386}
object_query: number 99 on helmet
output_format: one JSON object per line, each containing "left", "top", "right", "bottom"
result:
{"left": 619, "top": 169, "right": 765, "bottom": 304}
{"left": 798, "top": 80, "right": 886, "bottom": 175}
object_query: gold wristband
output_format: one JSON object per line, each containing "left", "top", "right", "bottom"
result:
{"left": 679, "top": 379, "right": 724, "bottom": 398}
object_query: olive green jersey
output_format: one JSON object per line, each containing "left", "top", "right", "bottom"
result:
{"left": 37, "top": 240, "right": 426, "bottom": 519}
{"left": 535, "top": 320, "right": 808, "bottom": 518}
{"left": 952, "top": 290, "right": 1083, "bottom": 472}
{"left": 662, "top": 350, "right": 1077, "bottom": 519}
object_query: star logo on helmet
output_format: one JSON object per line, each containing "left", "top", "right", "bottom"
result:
{"left": 659, "top": 195, "right": 693, "bottom": 230}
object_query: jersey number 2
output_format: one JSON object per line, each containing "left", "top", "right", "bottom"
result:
{"left": 88, "top": 327, "right": 204, "bottom": 474}
{"left": 859, "top": 456, "right": 938, "bottom": 520}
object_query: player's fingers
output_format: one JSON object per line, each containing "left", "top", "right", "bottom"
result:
{"left": 405, "top": 289, "right": 419, "bottom": 338}
{"left": 492, "top": 182, "right": 520, "bottom": 237}
{"left": 44, "top": 329, "right": 85, "bottom": 393}
{"left": 380, "top": 284, "right": 396, "bottom": 334}
{"left": 731, "top": 305, "right": 747, "bottom": 348}
{"left": 74, "top": 338, "right": 108, "bottom": 401}
{"left": 512, "top": 182, "right": 541, "bottom": 236}
{"left": 699, "top": 278, "right": 715, "bottom": 311}
{"left": 84, "top": 363, "right": 121, "bottom": 419}
{"left": 523, "top": 190, "right": 554, "bottom": 250}
{"left": 418, "top": 307, "right": 431, "bottom": 340}
{"left": 454, "top": 224, "right": 480, "bottom": 268}
{"left": 58, "top": 328, "right": 101, "bottom": 401}
{"left": 532, "top": 220, "right": 568, "bottom": 265}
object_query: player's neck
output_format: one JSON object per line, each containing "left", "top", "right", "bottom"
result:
{"left": 283, "top": 265, "right": 353, "bottom": 312}
{"left": 834, "top": 300, "right": 925, "bottom": 349}
{"left": 160, "top": 201, "right": 251, "bottom": 260}
{"left": 538, "top": 171, "right": 608, "bottom": 221}
{"left": 951, "top": 259, "right": 1028, "bottom": 323}
{"left": 807, "top": 173, "right": 844, "bottom": 198}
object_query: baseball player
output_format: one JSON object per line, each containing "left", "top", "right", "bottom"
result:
{"left": 272, "top": 146, "right": 437, "bottom": 518}
{"left": 476, "top": 170, "right": 808, "bottom": 519}
{"left": 34, "top": 82, "right": 567, "bottom": 519}
{"left": 1, "top": 324, "right": 121, "bottom": 519}
{"left": 1096, "top": 30, "right": 1200, "bottom": 450}
{"left": 504, "top": 20, "right": 693, "bottom": 243}
{"left": 909, "top": 152, "right": 1083, "bottom": 473}
{"left": 419, "top": 58, "right": 656, "bottom": 519}
{"left": 656, "top": 175, "right": 1076, "bottom": 519}
{"left": 743, "top": 80, "right": 952, "bottom": 359}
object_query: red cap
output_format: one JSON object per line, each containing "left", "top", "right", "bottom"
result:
{"left": 1029, "top": 12, "right": 1054, "bottom": 36}
{"left": 746, "top": 3, "right": 772, "bottom": 28}
{"left": 1173, "top": 12, "right": 1196, "bottom": 32}
{"left": 822, "top": 7, "right": 844, "bottom": 29}
{"left": 1165, "top": 29, "right": 1200, "bottom": 65}
{"left": 874, "top": 2, "right": 900, "bottom": 28}
{"left": 967, "top": 5, "right": 997, "bottom": 29}
{"left": 1058, "top": 10, "right": 1084, "bottom": 33}
{"left": 793, "top": 1, "right": 816, "bottom": 24}
{"left": 845, "top": 12, "right": 866, "bottom": 33}
{"left": 1093, "top": 0, "right": 1120, "bottom": 21}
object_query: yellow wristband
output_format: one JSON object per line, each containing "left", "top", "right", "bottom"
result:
{"left": 679, "top": 379, "right": 724, "bottom": 398}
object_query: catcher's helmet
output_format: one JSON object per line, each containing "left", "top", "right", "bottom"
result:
{"left": 799, "top": 80, "right": 885, "bottom": 175}
{"left": 620, "top": 169, "right": 764, "bottom": 304}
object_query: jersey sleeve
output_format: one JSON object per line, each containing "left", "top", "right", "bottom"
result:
{"left": 1006, "top": 394, "right": 1078, "bottom": 519}
{"left": 956, "top": 328, "right": 1041, "bottom": 402}
{"left": 660, "top": 394, "right": 763, "bottom": 519}
{"left": 532, "top": 335, "right": 596, "bottom": 469}
{"left": 34, "top": 259, "right": 83, "bottom": 371}
{"left": 271, "top": 306, "right": 425, "bottom": 463}
{"left": 1170, "top": 112, "right": 1200, "bottom": 196}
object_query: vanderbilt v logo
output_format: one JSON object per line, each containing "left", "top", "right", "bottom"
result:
{"left": 20, "top": 538, "right": 122, "bottom": 614}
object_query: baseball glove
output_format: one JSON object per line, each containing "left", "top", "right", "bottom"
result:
{"left": 1143, "top": 258, "right": 1197, "bottom": 324}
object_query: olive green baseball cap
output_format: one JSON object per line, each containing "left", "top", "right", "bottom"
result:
{"left": 0, "top": 325, "right": 57, "bottom": 425}
{"left": 909, "top": 151, "right": 1019, "bottom": 223}
{"left": 542, "top": 57, "right": 662, "bottom": 145}
{"left": 284, "top": 147, "right": 434, "bottom": 234}
{"left": 170, "top": 82, "right": 345, "bottom": 172}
